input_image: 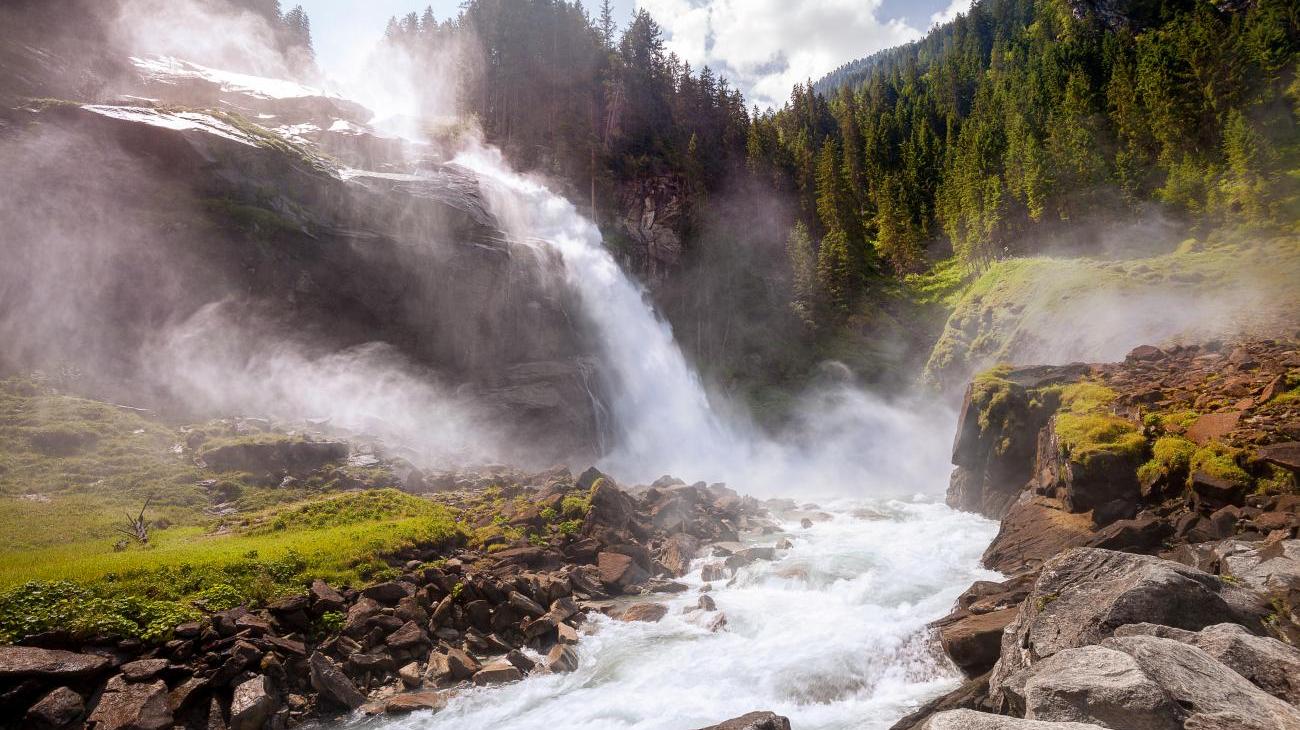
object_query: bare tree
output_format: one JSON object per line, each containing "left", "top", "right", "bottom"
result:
{"left": 116, "top": 495, "right": 154, "bottom": 546}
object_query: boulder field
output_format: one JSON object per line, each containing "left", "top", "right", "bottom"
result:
{"left": 898, "top": 338, "right": 1300, "bottom": 729}
{"left": 0, "top": 468, "right": 799, "bottom": 729}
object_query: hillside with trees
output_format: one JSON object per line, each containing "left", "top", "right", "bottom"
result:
{"left": 378, "top": 0, "right": 1298, "bottom": 402}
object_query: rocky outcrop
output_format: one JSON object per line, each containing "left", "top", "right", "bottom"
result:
{"left": 913, "top": 340, "right": 1300, "bottom": 730}
{"left": 615, "top": 176, "right": 687, "bottom": 285}
{"left": 694, "top": 711, "right": 793, "bottom": 730}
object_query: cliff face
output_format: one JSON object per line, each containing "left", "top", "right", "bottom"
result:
{"left": 899, "top": 339, "right": 1300, "bottom": 729}
{"left": 0, "top": 50, "right": 608, "bottom": 464}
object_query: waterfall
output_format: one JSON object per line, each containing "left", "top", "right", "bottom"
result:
{"left": 451, "top": 146, "right": 746, "bottom": 483}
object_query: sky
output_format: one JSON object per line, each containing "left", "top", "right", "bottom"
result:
{"left": 295, "top": 0, "right": 967, "bottom": 109}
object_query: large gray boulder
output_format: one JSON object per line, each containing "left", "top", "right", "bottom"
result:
{"left": 1220, "top": 539, "right": 1300, "bottom": 594}
{"left": 1115, "top": 622, "right": 1300, "bottom": 705}
{"left": 990, "top": 548, "right": 1267, "bottom": 705}
{"left": 1103, "top": 635, "right": 1300, "bottom": 730}
{"left": 917, "top": 709, "right": 1106, "bottom": 729}
{"left": 1001, "top": 645, "right": 1179, "bottom": 729}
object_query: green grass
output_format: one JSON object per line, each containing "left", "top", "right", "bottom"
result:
{"left": 0, "top": 490, "right": 465, "bottom": 643}
{"left": 922, "top": 232, "right": 1300, "bottom": 391}
{"left": 904, "top": 256, "right": 972, "bottom": 308}
{"left": 0, "top": 379, "right": 208, "bottom": 550}
{"left": 1138, "top": 435, "right": 1197, "bottom": 484}
{"left": 1054, "top": 382, "right": 1146, "bottom": 465}
{"left": 1189, "top": 441, "right": 1251, "bottom": 487}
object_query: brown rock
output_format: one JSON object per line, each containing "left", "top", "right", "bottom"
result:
{"left": 597, "top": 551, "right": 649, "bottom": 591}
{"left": 87, "top": 679, "right": 172, "bottom": 730}
{"left": 25, "top": 686, "right": 84, "bottom": 729}
{"left": 617, "top": 603, "right": 668, "bottom": 623}
{"left": 309, "top": 580, "right": 346, "bottom": 611}
{"left": 546, "top": 644, "right": 578, "bottom": 673}
{"left": 445, "top": 648, "right": 480, "bottom": 680}
{"left": 471, "top": 659, "right": 523, "bottom": 686}
{"left": 1187, "top": 411, "right": 1242, "bottom": 445}
{"left": 228, "top": 675, "right": 277, "bottom": 730}
{"left": 0, "top": 647, "right": 109, "bottom": 680}
{"left": 308, "top": 651, "right": 365, "bottom": 710}
{"left": 384, "top": 690, "right": 446, "bottom": 714}
{"left": 1259, "top": 442, "right": 1300, "bottom": 472}
{"left": 980, "top": 496, "right": 1096, "bottom": 573}
{"left": 938, "top": 608, "right": 1018, "bottom": 677}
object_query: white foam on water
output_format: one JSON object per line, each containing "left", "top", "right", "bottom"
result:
{"left": 370, "top": 501, "right": 998, "bottom": 729}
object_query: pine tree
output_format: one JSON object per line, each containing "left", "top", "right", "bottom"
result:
{"left": 598, "top": 0, "right": 616, "bottom": 51}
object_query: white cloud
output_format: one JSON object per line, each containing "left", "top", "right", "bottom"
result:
{"left": 637, "top": 0, "right": 924, "bottom": 109}
{"left": 930, "top": 0, "right": 974, "bottom": 26}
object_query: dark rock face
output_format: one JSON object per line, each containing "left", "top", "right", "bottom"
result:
{"left": 948, "top": 366, "right": 1084, "bottom": 519}
{"left": 937, "top": 608, "right": 1018, "bottom": 678}
{"left": 693, "top": 711, "right": 792, "bottom": 730}
{"left": 615, "top": 175, "right": 686, "bottom": 285}
{"left": 200, "top": 440, "right": 348, "bottom": 477}
{"left": 308, "top": 652, "right": 364, "bottom": 710}
{"left": 2, "top": 81, "right": 606, "bottom": 465}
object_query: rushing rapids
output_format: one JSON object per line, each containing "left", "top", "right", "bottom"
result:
{"left": 371, "top": 502, "right": 997, "bottom": 730}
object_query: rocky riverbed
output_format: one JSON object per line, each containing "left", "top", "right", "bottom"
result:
{"left": 4, "top": 339, "right": 1298, "bottom": 730}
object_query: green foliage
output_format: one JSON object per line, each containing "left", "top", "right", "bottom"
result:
{"left": 561, "top": 494, "right": 591, "bottom": 518}
{"left": 557, "top": 519, "right": 582, "bottom": 535}
{"left": 1138, "top": 436, "right": 1197, "bottom": 484}
{"left": 539, "top": 506, "right": 558, "bottom": 522}
{"left": 0, "top": 580, "right": 199, "bottom": 644}
{"left": 1054, "top": 382, "right": 1145, "bottom": 465}
{"left": 1189, "top": 441, "right": 1251, "bottom": 487}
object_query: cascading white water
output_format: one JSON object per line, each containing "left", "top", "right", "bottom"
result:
{"left": 375, "top": 502, "right": 998, "bottom": 730}
{"left": 452, "top": 146, "right": 744, "bottom": 483}
{"left": 451, "top": 146, "right": 954, "bottom": 495}
{"left": 345, "top": 145, "right": 998, "bottom": 730}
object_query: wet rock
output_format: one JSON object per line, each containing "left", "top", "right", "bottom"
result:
{"left": 398, "top": 661, "right": 423, "bottom": 688}
{"left": 693, "top": 711, "right": 792, "bottom": 730}
{"left": 384, "top": 690, "right": 446, "bottom": 714}
{"left": 87, "top": 679, "right": 172, "bottom": 730}
{"left": 701, "top": 563, "right": 726, "bottom": 581}
{"left": 697, "top": 594, "right": 717, "bottom": 611}
{"left": 938, "top": 608, "right": 1018, "bottom": 678}
{"left": 981, "top": 496, "right": 1096, "bottom": 573}
{"left": 167, "top": 676, "right": 208, "bottom": 716}
{"left": 444, "top": 648, "right": 481, "bottom": 680}
{"left": 343, "top": 597, "right": 382, "bottom": 636}
{"left": 508, "top": 590, "right": 546, "bottom": 617}
{"left": 546, "top": 644, "right": 578, "bottom": 673}
{"left": 471, "top": 659, "right": 523, "bottom": 686}
{"left": 1190, "top": 470, "right": 1247, "bottom": 511}
{"left": 556, "top": 622, "right": 579, "bottom": 645}
{"left": 724, "top": 546, "right": 775, "bottom": 570}
{"left": 24, "top": 686, "right": 84, "bottom": 729}
{"left": 888, "top": 673, "right": 991, "bottom": 730}
{"left": 616, "top": 603, "right": 668, "bottom": 622}
{"left": 0, "top": 646, "right": 110, "bottom": 680}
{"left": 658, "top": 533, "right": 699, "bottom": 577}
{"left": 308, "top": 651, "right": 365, "bottom": 710}
{"left": 505, "top": 649, "right": 535, "bottom": 673}
{"left": 597, "top": 551, "right": 649, "bottom": 591}
{"left": 229, "top": 675, "right": 277, "bottom": 730}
